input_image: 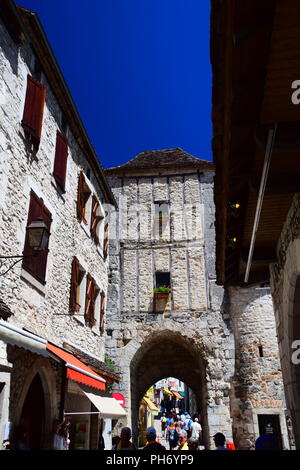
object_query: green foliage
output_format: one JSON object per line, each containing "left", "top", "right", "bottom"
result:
{"left": 153, "top": 286, "right": 171, "bottom": 293}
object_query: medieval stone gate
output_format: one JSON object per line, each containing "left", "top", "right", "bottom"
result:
{"left": 104, "top": 149, "right": 288, "bottom": 449}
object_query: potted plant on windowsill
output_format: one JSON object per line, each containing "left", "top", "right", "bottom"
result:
{"left": 153, "top": 286, "right": 171, "bottom": 299}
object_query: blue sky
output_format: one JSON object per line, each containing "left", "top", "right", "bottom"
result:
{"left": 22, "top": 0, "right": 212, "bottom": 168}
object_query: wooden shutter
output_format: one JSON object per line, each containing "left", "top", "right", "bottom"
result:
{"left": 100, "top": 292, "right": 106, "bottom": 335}
{"left": 69, "top": 257, "right": 80, "bottom": 312}
{"left": 21, "top": 75, "right": 46, "bottom": 148}
{"left": 85, "top": 275, "right": 96, "bottom": 326}
{"left": 76, "top": 172, "right": 90, "bottom": 223}
{"left": 53, "top": 131, "right": 68, "bottom": 190}
{"left": 90, "top": 195, "right": 103, "bottom": 244}
{"left": 22, "top": 190, "right": 52, "bottom": 284}
{"left": 77, "top": 172, "right": 85, "bottom": 220}
{"left": 103, "top": 223, "right": 109, "bottom": 259}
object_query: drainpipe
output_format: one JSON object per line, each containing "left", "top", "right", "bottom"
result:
{"left": 244, "top": 124, "right": 277, "bottom": 283}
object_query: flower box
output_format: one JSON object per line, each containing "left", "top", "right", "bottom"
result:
{"left": 155, "top": 291, "right": 169, "bottom": 299}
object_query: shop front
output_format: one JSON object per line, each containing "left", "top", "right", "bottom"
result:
{"left": 47, "top": 343, "right": 126, "bottom": 450}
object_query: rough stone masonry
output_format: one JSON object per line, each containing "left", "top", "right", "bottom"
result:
{"left": 103, "top": 148, "right": 289, "bottom": 450}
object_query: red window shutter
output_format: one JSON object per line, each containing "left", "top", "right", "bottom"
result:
{"left": 22, "top": 75, "right": 46, "bottom": 148}
{"left": 85, "top": 276, "right": 96, "bottom": 326}
{"left": 90, "top": 195, "right": 103, "bottom": 244}
{"left": 100, "top": 292, "right": 105, "bottom": 335}
{"left": 69, "top": 257, "right": 80, "bottom": 312}
{"left": 103, "top": 223, "right": 109, "bottom": 259}
{"left": 77, "top": 172, "right": 85, "bottom": 220}
{"left": 22, "top": 190, "right": 52, "bottom": 284}
{"left": 53, "top": 131, "right": 68, "bottom": 190}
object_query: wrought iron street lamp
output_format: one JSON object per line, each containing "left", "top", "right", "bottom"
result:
{"left": 0, "top": 217, "right": 50, "bottom": 275}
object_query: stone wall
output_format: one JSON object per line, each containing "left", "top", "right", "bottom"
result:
{"left": 105, "top": 165, "right": 288, "bottom": 449}
{"left": 229, "top": 286, "right": 289, "bottom": 449}
{"left": 270, "top": 193, "right": 300, "bottom": 448}
{"left": 0, "top": 15, "right": 111, "bottom": 448}
{"left": 0, "top": 16, "right": 108, "bottom": 355}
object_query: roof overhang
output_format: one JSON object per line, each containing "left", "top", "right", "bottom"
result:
{"left": 211, "top": 0, "right": 300, "bottom": 286}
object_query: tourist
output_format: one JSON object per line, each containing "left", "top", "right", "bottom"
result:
{"left": 167, "top": 421, "right": 179, "bottom": 450}
{"left": 114, "top": 427, "right": 136, "bottom": 450}
{"left": 188, "top": 437, "right": 199, "bottom": 450}
{"left": 161, "top": 414, "right": 167, "bottom": 438}
{"left": 213, "top": 432, "right": 228, "bottom": 450}
{"left": 255, "top": 435, "right": 279, "bottom": 450}
{"left": 143, "top": 427, "right": 166, "bottom": 451}
{"left": 190, "top": 417, "right": 202, "bottom": 443}
{"left": 177, "top": 430, "right": 189, "bottom": 450}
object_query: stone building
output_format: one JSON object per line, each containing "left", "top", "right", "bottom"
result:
{"left": 104, "top": 148, "right": 288, "bottom": 449}
{"left": 0, "top": 1, "right": 124, "bottom": 450}
{"left": 210, "top": 0, "right": 300, "bottom": 449}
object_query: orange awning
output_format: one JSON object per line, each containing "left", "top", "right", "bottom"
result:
{"left": 143, "top": 397, "right": 159, "bottom": 411}
{"left": 172, "top": 391, "right": 182, "bottom": 399}
{"left": 47, "top": 343, "right": 106, "bottom": 391}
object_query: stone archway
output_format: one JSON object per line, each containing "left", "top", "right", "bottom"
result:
{"left": 13, "top": 355, "right": 58, "bottom": 449}
{"left": 130, "top": 330, "right": 208, "bottom": 446}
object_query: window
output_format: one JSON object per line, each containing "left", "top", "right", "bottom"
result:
{"left": 155, "top": 272, "right": 170, "bottom": 288}
{"left": 84, "top": 275, "right": 96, "bottom": 327}
{"left": 90, "top": 195, "right": 104, "bottom": 246}
{"left": 22, "top": 190, "right": 52, "bottom": 285}
{"left": 99, "top": 291, "right": 106, "bottom": 335}
{"left": 53, "top": 130, "right": 68, "bottom": 191}
{"left": 259, "top": 345, "right": 264, "bottom": 358}
{"left": 21, "top": 75, "right": 46, "bottom": 150}
{"left": 154, "top": 201, "right": 169, "bottom": 238}
{"left": 69, "top": 257, "right": 85, "bottom": 313}
{"left": 77, "top": 172, "right": 91, "bottom": 224}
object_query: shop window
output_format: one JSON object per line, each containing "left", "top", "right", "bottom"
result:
{"left": 77, "top": 172, "right": 91, "bottom": 225}
{"left": 53, "top": 130, "right": 68, "bottom": 191}
{"left": 69, "top": 257, "right": 85, "bottom": 314}
{"left": 21, "top": 75, "right": 46, "bottom": 150}
{"left": 22, "top": 190, "right": 52, "bottom": 285}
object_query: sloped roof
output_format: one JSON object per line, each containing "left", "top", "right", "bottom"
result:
{"left": 105, "top": 148, "right": 213, "bottom": 173}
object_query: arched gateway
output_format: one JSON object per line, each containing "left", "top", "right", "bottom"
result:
{"left": 130, "top": 330, "right": 208, "bottom": 445}
{"left": 104, "top": 149, "right": 288, "bottom": 449}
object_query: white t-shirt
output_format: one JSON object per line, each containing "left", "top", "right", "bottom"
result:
{"left": 190, "top": 421, "right": 202, "bottom": 439}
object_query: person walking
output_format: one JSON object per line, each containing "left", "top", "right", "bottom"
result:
{"left": 167, "top": 422, "right": 179, "bottom": 450}
{"left": 143, "top": 427, "right": 166, "bottom": 451}
{"left": 161, "top": 414, "right": 167, "bottom": 438}
{"left": 114, "top": 427, "right": 136, "bottom": 450}
{"left": 190, "top": 417, "right": 202, "bottom": 443}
